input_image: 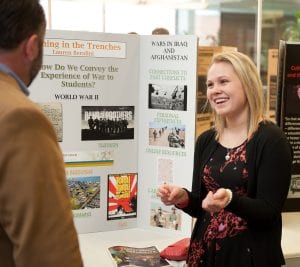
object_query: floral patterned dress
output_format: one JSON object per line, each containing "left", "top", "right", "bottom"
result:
{"left": 188, "top": 141, "right": 252, "bottom": 267}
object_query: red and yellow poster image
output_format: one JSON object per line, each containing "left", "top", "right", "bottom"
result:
{"left": 107, "top": 173, "right": 137, "bottom": 220}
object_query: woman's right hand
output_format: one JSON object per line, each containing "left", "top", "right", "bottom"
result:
{"left": 157, "top": 183, "right": 188, "bottom": 206}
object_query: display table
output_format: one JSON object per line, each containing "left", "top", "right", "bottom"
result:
{"left": 78, "top": 212, "right": 300, "bottom": 267}
{"left": 78, "top": 228, "right": 187, "bottom": 267}
{"left": 282, "top": 212, "right": 300, "bottom": 263}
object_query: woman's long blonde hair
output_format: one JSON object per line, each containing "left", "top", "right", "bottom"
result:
{"left": 207, "top": 51, "right": 266, "bottom": 140}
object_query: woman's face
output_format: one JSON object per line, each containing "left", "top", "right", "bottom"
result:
{"left": 206, "top": 61, "right": 248, "bottom": 119}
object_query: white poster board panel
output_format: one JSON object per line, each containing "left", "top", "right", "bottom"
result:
{"left": 138, "top": 35, "right": 198, "bottom": 236}
{"left": 29, "top": 30, "right": 139, "bottom": 233}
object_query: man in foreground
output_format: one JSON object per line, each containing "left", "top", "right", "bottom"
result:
{"left": 0, "top": 1, "right": 84, "bottom": 266}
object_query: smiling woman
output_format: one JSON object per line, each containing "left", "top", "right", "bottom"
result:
{"left": 206, "top": 62, "right": 250, "bottom": 148}
{"left": 157, "top": 51, "right": 293, "bottom": 267}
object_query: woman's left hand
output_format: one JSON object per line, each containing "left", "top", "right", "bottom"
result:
{"left": 202, "top": 188, "right": 230, "bottom": 213}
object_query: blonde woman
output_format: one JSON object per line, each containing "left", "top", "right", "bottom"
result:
{"left": 158, "top": 51, "right": 292, "bottom": 267}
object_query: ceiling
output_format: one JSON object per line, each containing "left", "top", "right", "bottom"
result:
{"left": 103, "top": 0, "right": 300, "bottom": 15}
{"left": 58, "top": 0, "right": 300, "bottom": 16}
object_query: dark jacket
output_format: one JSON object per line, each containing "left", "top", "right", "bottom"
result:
{"left": 182, "top": 122, "right": 292, "bottom": 267}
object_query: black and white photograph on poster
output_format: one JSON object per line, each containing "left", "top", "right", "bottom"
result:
{"left": 81, "top": 106, "right": 134, "bottom": 141}
{"left": 150, "top": 202, "right": 182, "bottom": 231}
{"left": 148, "top": 84, "right": 187, "bottom": 111}
{"left": 149, "top": 122, "right": 185, "bottom": 149}
{"left": 37, "top": 102, "right": 63, "bottom": 142}
{"left": 157, "top": 158, "right": 173, "bottom": 184}
{"left": 290, "top": 175, "right": 300, "bottom": 197}
{"left": 67, "top": 176, "right": 100, "bottom": 210}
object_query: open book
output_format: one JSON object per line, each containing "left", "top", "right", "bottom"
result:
{"left": 108, "top": 245, "right": 172, "bottom": 267}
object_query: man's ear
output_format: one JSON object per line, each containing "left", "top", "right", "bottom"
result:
{"left": 23, "top": 34, "right": 39, "bottom": 62}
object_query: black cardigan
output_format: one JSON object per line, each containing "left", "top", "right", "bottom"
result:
{"left": 182, "top": 122, "right": 292, "bottom": 267}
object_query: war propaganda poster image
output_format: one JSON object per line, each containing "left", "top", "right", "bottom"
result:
{"left": 148, "top": 83, "right": 187, "bottom": 111}
{"left": 81, "top": 106, "right": 134, "bottom": 141}
{"left": 107, "top": 173, "right": 137, "bottom": 220}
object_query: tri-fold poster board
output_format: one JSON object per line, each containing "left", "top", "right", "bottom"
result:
{"left": 29, "top": 30, "right": 198, "bottom": 235}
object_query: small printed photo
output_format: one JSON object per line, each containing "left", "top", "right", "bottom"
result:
{"left": 67, "top": 176, "right": 100, "bottom": 210}
{"left": 158, "top": 158, "right": 173, "bottom": 184}
{"left": 149, "top": 122, "right": 185, "bottom": 149}
{"left": 150, "top": 202, "right": 182, "bottom": 230}
{"left": 107, "top": 173, "right": 138, "bottom": 220}
{"left": 81, "top": 106, "right": 134, "bottom": 141}
{"left": 148, "top": 84, "right": 187, "bottom": 111}
{"left": 289, "top": 175, "right": 300, "bottom": 198}
{"left": 37, "top": 102, "right": 63, "bottom": 142}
